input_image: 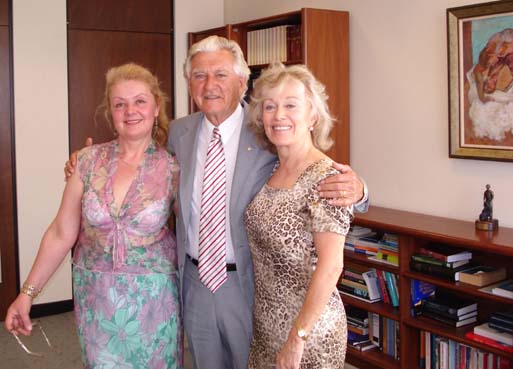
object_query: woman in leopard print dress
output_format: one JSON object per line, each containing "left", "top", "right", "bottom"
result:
{"left": 245, "top": 63, "right": 352, "bottom": 369}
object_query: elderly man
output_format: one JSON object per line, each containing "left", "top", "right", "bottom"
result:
{"left": 169, "top": 36, "right": 368, "bottom": 369}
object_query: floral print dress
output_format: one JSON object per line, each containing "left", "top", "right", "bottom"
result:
{"left": 73, "top": 140, "right": 182, "bottom": 369}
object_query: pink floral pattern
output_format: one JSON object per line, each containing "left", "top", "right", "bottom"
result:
{"left": 72, "top": 140, "right": 182, "bottom": 369}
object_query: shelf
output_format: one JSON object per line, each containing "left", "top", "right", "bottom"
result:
{"left": 342, "top": 293, "right": 400, "bottom": 321}
{"left": 404, "top": 316, "right": 513, "bottom": 360}
{"left": 345, "top": 250, "right": 399, "bottom": 274}
{"left": 404, "top": 270, "right": 513, "bottom": 304}
{"left": 247, "top": 59, "right": 302, "bottom": 69}
{"left": 346, "top": 346, "right": 400, "bottom": 369}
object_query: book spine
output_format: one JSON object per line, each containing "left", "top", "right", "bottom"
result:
{"left": 410, "top": 260, "right": 457, "bottom": 280}
{"left": 385, "top": 271, "right": 399, "bottom": 307}
{"left": 419, "top": 247, "right": 450, "bottom": 262}
{"left": 377, "top": 269, "right": 391, "bottom": 304}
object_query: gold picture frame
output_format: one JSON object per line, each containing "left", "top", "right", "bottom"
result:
{"left": 447, "top": 1, "right": 513, "bottom": 162}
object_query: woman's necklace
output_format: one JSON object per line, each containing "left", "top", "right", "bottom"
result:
{"left": 119, "top": 157, "right": 139, "bottom": 169}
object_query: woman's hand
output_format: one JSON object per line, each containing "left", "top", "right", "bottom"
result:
{"left": 4, "top": 294, "right": 34, "bottom": 336}
{"left": 276, "top": 332, "right": 305, "bottom": 369}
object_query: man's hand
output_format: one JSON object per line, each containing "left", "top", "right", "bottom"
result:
{"left": 64, "top": 137, "right": 93, "bottom": 181}
{"left": 317, "top": 162, "right": 364, "bottom": 207}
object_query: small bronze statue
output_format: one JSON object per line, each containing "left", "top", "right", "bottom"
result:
{"left": 475, "top": 184, "right": 499, "bottom": 231}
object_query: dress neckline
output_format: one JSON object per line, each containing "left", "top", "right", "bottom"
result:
{"left": 265, "top": 158, "right": 332, "bottom": 191}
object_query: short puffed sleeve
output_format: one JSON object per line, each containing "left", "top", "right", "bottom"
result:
{"left": 305, "top": 166, "right": 353, "bottom": 236}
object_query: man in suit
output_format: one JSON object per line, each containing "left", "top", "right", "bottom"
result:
{"left": 169, "top": 36, "right": 368, "bottom": 369}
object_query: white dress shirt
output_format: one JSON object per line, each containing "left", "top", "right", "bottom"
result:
{"left": 186, "top": 104, "right": 244, "bottom": 263}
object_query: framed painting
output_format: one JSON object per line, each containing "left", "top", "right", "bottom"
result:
{"left": 447, "top": 1, "right": 513, "bottom": 162}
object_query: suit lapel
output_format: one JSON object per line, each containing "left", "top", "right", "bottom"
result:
{"left": 178, "top": 115, "right": 202, "bottom": 227}
{"left": 231, "top": 113, "right": 261, "bottom": 211}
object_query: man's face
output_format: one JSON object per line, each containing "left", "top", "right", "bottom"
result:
{"left": 188, "top": 50, "right": 246, "bottom": 126}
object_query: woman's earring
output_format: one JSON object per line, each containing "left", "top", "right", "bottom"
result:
{"left": 309, "top": 126, "right": 314, "bottom": 132}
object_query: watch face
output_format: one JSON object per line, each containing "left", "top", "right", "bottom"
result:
{"left": 297, "top": 329, "right": 307, "bottom": 340}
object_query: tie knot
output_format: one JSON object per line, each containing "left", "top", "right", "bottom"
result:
{"left": 212, "top": 128, "right": 221, "bottom": 141}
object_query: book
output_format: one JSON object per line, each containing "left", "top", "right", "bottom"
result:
{"left": 410, "top": 259, "right": 470, "bottom": 281}
{"left": 465, "top": 331, "right": 512, "bottom": 351}
{"left": 376, "top": 269, "right": 391, "bottom": 304}
{"left": 411, "top": 279, "right": 436, "bottom": 307}
{"left": 348, "top": 225, "right": 375, "bottom": 237}
{"left": 351, "top": 341, "right": 378, "bottom": 352}
{"left": 362, "top": 269, "right": 382, "bottom": 301}
{"left": 489, "top": 321, "right": 513, "bottom": 334}
{"left": 384, "top": 271, "right": 399, "bottom": 307}
{"left": 411, "top": 254, "right": 469, "bottom": 269}
{"left": 421, "top": 310, "right": 477, "bottom": 327}
{"left": 420, "top": 304, "right": 477, "bottom": 321}
{"left": 458, "top": 265, "right": 506, "bottom": 287}
{"left": 473, "top": 322, "right": 513, "bottom": 346}
{"left": 345, "top": 305, "right": 369, "bottom": 326}
{"left": 479, "top": 279, "right": 513, "bottom": 299}
{"left": 418, "top": 245, "right": 472, "bottom": 263}
{"left": 422, "top": 291, "right": 477, "bottom": 317}
{"left": 492, "top": 279, "right": 513, "bottom": 299}
{"left": 339, "top": 289, "right": 381, "bottom": 304}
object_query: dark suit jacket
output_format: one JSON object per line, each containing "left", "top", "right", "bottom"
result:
{"left": 168, "top": 104, "right": 276, "bottom": 309}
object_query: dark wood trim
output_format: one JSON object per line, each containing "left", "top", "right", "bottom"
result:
{"left": 31, "top": 299, "right": 74, "bottom": 318}
{"left": 0, "top": 0, "right": 19, "bottom": 319}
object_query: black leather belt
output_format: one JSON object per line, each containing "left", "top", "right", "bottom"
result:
{"left": 186, "top": 254, "right": 237, "bottom": 272}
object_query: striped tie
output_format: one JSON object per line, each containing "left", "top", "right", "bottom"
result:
{"left": 198, "top": 127, "right": 227, "bottom": 293}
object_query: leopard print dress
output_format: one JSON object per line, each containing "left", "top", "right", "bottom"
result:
{"left": 245, "top": 159, "right": 352, "bottom": 369}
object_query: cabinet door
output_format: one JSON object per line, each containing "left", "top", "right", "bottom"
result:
{"left": 303, "top": 8, "right": 350, "bottom": 164}
{"left": 0, "top": 1, "right": 18, "bottom": 318}
{"left": 68, "top": 0, "right": 172, "bottom": 33}
{"left": 0, "top": 0, "right": 7, "bottom": 26}
{"left": 68, "top": 30, "right": 173, "bottom": 152}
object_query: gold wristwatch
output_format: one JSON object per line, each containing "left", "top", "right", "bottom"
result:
{"left": 295, "top": 322, "right": 309, "bottom": 341}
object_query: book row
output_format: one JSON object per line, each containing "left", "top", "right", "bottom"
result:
{"left": 346, "top": 305, "right": 400, "bottom": 359}
{"left": 421, "top": 331, "right": 511, "bottom": 369}
{"left": 338, "top": 264, "right": 399, "bottom": 307}
{"left": 246, "top": 24, "right": 301, "bottom": 66}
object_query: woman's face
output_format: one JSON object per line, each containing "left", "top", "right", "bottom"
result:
{"left": 110, "top": 79, "right": 159, "bottom": 142}
{"left": 261, "top": 79, "right": 316, "bottom": 150}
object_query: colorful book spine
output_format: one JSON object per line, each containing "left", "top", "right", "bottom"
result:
{"left": 385, "top": 271, "right": 399, "bottom": 307}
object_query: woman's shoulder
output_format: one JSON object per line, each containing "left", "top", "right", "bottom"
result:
{"left": 77, "top": 140, "right": 115, "bottom": 162}
{"left": 304, "top": 157, "right": 337, "bottom": 183}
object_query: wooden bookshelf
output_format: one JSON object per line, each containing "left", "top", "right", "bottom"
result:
{"left": 188, "top": 8, "right": 350, "bottom": 165}
{"left": 344, "top": 206, "right": 513, "bottom": 369}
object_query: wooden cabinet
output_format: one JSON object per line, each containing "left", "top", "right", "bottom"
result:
{"left": 188, "top": 8, "right": 350, "bottom": 165}
{"left": 346, "top": 206, "right": 513, "bottom": 369}
{"left": 67, "top": 0, "right": 174, "bottom": 153}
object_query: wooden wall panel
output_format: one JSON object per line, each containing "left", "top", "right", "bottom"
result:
{"left": 0, "top": 24, "right": 18, "bottom": 319}
{"left": 68, "top": 0, "right": 171, "bottom": 33}
{"left": 0, "top": 0, "right": 8, "bottom": 26}
{"left": 68, "top": 30, "right": 173, "bottom": 152}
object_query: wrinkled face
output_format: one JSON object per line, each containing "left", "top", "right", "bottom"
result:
{"left": 110, "top": 80, "right": 159, "bottom": 142}
{"left": 261, "top": 79, "right": 316, "bottom": 150}
{"left": 188, "top": 50, "right": 246, "bottom": 126}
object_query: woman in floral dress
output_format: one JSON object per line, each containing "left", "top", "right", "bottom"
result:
{"left": 245, "top": 63, "right": 352, "bottom": 369}
{"left": 5, "top": 63, "right": 182, "bottom": 369}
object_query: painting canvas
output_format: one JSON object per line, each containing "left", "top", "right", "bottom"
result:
{"left": 447, "top": 1, "right": 513, "bottom": 161}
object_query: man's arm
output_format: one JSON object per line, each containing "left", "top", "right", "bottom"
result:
{"left": 64, "top": 137, "right": 93, "bottom": 180}
{"left": 317, "top": 162, "right": 369, "bottom": 212}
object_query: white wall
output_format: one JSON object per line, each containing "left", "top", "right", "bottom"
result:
{"left": 174, "top": 0, "right": 224, "bottom": 118}
{"left": 13, "top": 0, "right": 71, "bottom": 304}
{"left": 11, "top": 0, "right": 223, "bottom": 303}
{"left": 223, "top": 0, "right": 513, "bottom": 227}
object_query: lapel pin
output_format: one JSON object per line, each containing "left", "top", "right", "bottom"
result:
{"left": 247, "top": 146, "right": 252, "bottom": 151}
